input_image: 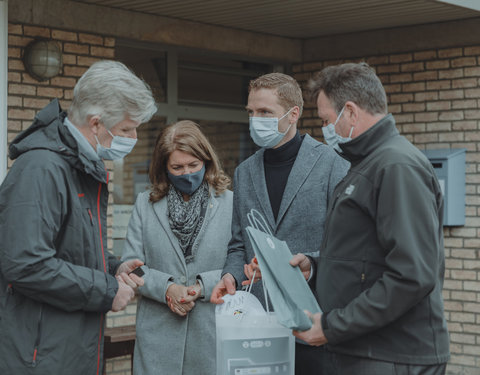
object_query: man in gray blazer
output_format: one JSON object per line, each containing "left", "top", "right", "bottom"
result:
{"left": 211, "top": 72, "right": 349, "bottom": 374}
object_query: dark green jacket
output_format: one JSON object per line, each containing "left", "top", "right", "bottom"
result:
{"left": 0, "top": 100, "right": 121, "bottom": 374}
{"left": 316, "top": 114, "right": 450, "bottom": 365}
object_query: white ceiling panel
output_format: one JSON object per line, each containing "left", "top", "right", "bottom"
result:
{"left": 73, "top": 0, "right": 480, "bottom": 38}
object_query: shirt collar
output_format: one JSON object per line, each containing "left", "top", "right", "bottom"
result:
{"left": 63, "top": 117, "right": 100, "bottom": 161}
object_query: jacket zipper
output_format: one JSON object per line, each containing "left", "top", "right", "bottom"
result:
{"left": 31, "top": 306, "right": 44, "bottom": 367}
{"left": 95, "top": 181, "right": 107, "bottom": 375}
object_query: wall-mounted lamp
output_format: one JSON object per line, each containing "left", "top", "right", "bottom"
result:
{"left": 23, "top": 39, "right": 62, "bottom": 81}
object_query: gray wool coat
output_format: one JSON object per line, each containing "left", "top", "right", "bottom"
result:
{"left": 222, "top": 134, "right": 349, "bottom": 307}
{"left": 121, "top": 188, "right": 233, "bottom": 375}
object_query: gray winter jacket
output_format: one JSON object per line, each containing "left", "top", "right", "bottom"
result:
{"left": 0, "top": 100, "right": 121, "bottom": 375}
{"left": 317, "top": 115, "right": 450, "bottom": 365}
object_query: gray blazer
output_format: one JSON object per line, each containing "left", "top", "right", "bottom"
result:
{"left": 222, "top": 134, "right": 349, "bottom": 306}
{"left": 122, "top": 189, "right": 233, "bottom": 375}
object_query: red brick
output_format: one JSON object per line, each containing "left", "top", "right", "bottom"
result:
{"left": 383, "top": 83, "right": 402, "bottom": 93}
{"left": 452, "top": 99, "right": 477, "bottom": 110}
{"left": 390, "top": 93, "right": 413, "bottom": 103}
{"left": 451, "top": 57, "right": 477, "bottom": 68}
{"left": 438, "top": 48, "right": 463, "bottom": 58}
{"left": 8, "top": 23, "right": 23, "bottom": 35}
{"left": 413, "top": 71, "right": 438, "bottom": 81}
{"left": 414, "top": 50, "right": 437, "bottom": 61}
{"left": 413, "top": 133, "right": 439, "bottom": 143}
{"left": 52, "top": 29, "right": 78, "bottom": 42}
{"left": 8, "top": 83, "right": 36, "bottom": 96}
{"left": 64, "top": 43, "right": 89, "bottom": 54}
{"left": 23, "top": 25, "right": 50, "bottom": 38}
{"left": 8, "top": 58, "right": 26, "bottom": 71}
{"left": 64, "top": 66, "right": 88, "bottom": 78}
{"left": 8, "top": 71, "right": 21, "bottom": 83}
{"left": 8, "top": 47, "right": 21, "bottom": 58}
{"left": 390, "top": 53, "right": 412, "bottom": 63}
{"left": 464, "top": 66, "right": 480, "bottom": 77}
{"left": 8, "top": 96, "right": 22, "bottom": 107}
{"left": 8, "top": 108, "right": 36, "bottom": 120}
{"left": 62, "top": 54, "right": 77, "bottom": 65}
{"left": 23, "top": 97, "right": 51, "bottom": 109}
{"left": 104, "top": 37, "right": 115, "bottom": 47}
{"left": 403, "top": 82, "right": 425, "bottom": 92}
{"left": 22, "top": 74, "right": 50, "bottom": 85}
{"left": 465, "top": 109, "right": 480, "bottom": 120}
{"left": 390, "top": 73, "right": 412, "bottom": 83}
{"left": 439, "top": 68, "right": 464, "bottom": 79}
{"left": 426, "top": 60, "right": 450, "bottom": 70}
{"left": 90, "top": 46, "right": 115, "bottom": 58}
{"left": 403, "top": 103, "right": 425, "bottom": 112}
{"left": 465, "top": 88, "right": 480, "bottom": 98}
{"left": 452, "top": 120, "right": 477, "bottom": 130}
{"left": 7, "top": 120, "right": 22, "bottom": 131}
{"left": 50, "top": 76, "right": 77, "bottom": 88}
{"left": 427, "top": 101, "right": 451, "bottom": 111}
{"left": 376, "top": 64, "right": 400, "bottom": 74}
{"left": 79, "top": 33, "right": 103, "bottom": 45}
{"left": 402, "top": 123, "right": 426, "bottom": 133}
{"left": 426, "top": 80, "right": 451, "bottom": 90}
{"left": 426, "top": 122, "right": 452, "bottom": 132}
{"left": 415, "top": 91, "right": 439, "bottom": 102}
{"left": 415, "top": 112, "right": 439, "bottom": 122}
{"left": 401, "top": 62, "right": 424, "bottom": 72}
{"left": 37, "top": 87, "right": 64, "bottom": 98}
{"left": 439, "top": 90, "right": 464, "bottom": 100}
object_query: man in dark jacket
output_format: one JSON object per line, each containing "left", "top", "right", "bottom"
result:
{"left": 0, "top": 60, "right": 157, "bottom": 374}
{"left": 292, "top": 62, "right": 450, "bottom": 374}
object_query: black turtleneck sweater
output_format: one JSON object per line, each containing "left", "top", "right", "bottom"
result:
{"left": 264, "top": 131, "right": 304, "bottom": 221}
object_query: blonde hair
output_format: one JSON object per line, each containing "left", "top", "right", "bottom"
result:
{"left": 249, "top": 72, "right": 303, "bottom": 116}
{"left": 149, "top": 120, "right": 231, "bottom": 202}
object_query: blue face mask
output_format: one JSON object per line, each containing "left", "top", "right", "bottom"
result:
{"left": 249, "top": 108, "right": 293, "bottom": 149}
{"left": 96, "top": 130, "right": 137, "bottom": 160}
{"left": 167, "top": 164, "right": 206, "bottom": 195}
{"left": 322, "top": 106, "right": 354, "bottom": 152}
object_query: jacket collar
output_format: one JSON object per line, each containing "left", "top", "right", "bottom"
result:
{"left": 339, "top": 114, "right": 398, "bottom": 166}
{"left": 249, "top": 134, "right": 322, "bottom": 230}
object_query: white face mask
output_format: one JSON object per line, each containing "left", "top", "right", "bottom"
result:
{"left": 322, "top": 106, "right": 354, "bottom": 152}
{"left": 249, "top": 108, "right": 293, "bottom": 149}
{"left": 95, "top": 129, "right": 137, "bottom": 160}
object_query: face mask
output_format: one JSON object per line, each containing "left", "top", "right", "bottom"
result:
{"left": 96, "top": 130, "right": 137, "bottom": 160}
{"left": 249, "top": 108, "right": 293, "bottom": 149}
{"left": 167, "top": 164, "right": 206, "bottom": 195}
{"left": 322, "top": 106, "right": 354, "bottom": 152}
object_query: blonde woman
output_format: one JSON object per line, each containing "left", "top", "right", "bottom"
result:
{"left": 122, "top": 120, "right": 232, "bottom": 375}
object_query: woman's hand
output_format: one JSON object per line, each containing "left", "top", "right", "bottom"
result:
{"left": 166, "top": 283, "right": 196, "bottom": 317}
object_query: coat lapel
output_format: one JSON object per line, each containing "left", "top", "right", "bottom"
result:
{"left": 248, "top": 150, "right": 276, "bottom": 230}
{"left": 152, "top": 198, "right": 188, "bottom": 268}
{"left": 276, "top": 135, "right": 321, "bottom": 226}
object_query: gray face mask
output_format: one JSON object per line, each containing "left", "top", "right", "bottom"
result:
{"left": 167, "top": 164, "right": 206, "bottom": 195}
{"left": 95, "top": 129, "right": 137, "bottom": 160}
{"left": 322, "top": 106, "right": 354, "bottom": 152}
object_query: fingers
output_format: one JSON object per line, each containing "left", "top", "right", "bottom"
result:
{"left": 210, "top": 282, "right": 227, "bottom": 304}
{"left": 224, "top": 274, "right": 237, "bottom": 295}
{"left": 116, "top": 259, "right": 144, "bottom": 275}
{"left": 117, "top": 272, "right": 141, "bottom": 289}
{"left": 289, "top": 253, "right": 307, "bottom": 267}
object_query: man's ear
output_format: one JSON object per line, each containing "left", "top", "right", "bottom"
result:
{"left": 345, "top": 101, "right": 359, "bottom": 125}
{"left": 290, "top": 106, "right": 301, "bottom": 124}
{"left": 88, "top": 115, "right": 102, "bottom": 135}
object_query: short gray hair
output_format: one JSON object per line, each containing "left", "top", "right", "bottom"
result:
{"left": 69, "top": 60, "right": 157, "bottom": 129}
{"left": 308, "top": 62, "right": 387, "bottom": 115}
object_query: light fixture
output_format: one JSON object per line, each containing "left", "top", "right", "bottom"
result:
{"left": 23, "top": 39, "right": 63, "bottom": 81}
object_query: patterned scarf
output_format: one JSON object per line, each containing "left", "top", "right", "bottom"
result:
{"left": 167, "top": 181, "right": 209, "bottom": 262}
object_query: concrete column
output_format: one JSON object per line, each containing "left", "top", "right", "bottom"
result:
{"left": 0, "top": 0, "right": 7, "bottom": 183}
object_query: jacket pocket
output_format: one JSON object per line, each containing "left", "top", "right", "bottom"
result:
{"left": 30, "top": 305, "right": 44, "bottom": 367}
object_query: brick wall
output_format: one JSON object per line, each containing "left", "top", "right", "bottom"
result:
{"left": 7, "top": 23, "right": 134, "bottom": 375}
{"left": 294, "top": 46, "right": 480, "bottom": 375}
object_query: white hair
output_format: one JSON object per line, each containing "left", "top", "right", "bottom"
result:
{"left": 68, "top": 60, "right": 157, "bottom": 129}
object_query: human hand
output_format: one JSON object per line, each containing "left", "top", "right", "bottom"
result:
{"left": 292, "top": 311, "right": 328, "bottom": 346}
{"left": 210, "top": 273, "right": 236, "bottom": 304}
{"left": 116, "top": 259, "right": 145, "bottom": 289}
{"left": 289, "top": 253, "right": 312, "bottom": 281}
{"left": 111, "top": 277, "right": 135, "bottom": 312}
{"left": 241, "top": 257, "right": 262, "bottom": 286}
{"left": 166, "top": 283, "right": 195, "bottom": 317}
